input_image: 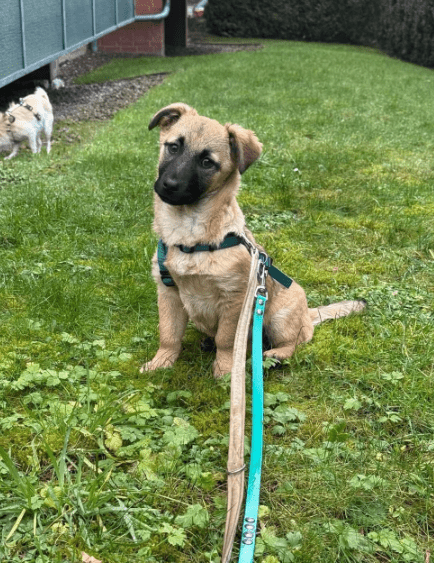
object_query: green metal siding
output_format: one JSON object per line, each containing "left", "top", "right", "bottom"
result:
{"left": 117, "top": 0, "right": 134, "bottom": 22}
{"left": 95, "top": 0, "right": 117, "bottom": 34}
{"left": 65, "top": 0, "right": 94, "bottom": 47}
{"left": 0, "top": 2, "right": 24, "bottom": 78}
{"left": 0, "top": 0, "right": 135, "bottom": 89}
{"left": 23, "top": 0, "right": 64, "bottom": 66}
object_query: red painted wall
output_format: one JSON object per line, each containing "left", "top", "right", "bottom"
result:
{"left": 98, "top": 0, "right": 165, "bottom": 55}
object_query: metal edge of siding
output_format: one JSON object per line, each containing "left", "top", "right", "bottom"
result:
{"left": 92, "top": 0, "right": 97, "bottom": 36}
{"left": 18, "top": 0, "right": 27, "bottom": 67}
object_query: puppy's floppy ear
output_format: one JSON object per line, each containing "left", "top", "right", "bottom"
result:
{"left": 226, "top": 124, "right": 263, "bottom": 174}
{"left": 148, "top": 102, "right": 198, "bottom": 131}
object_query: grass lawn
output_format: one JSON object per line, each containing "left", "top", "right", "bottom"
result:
{"left": 0, "top": 40, "right": 433, "bottom": 562}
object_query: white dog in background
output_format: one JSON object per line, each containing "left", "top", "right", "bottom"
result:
{"left": 0, "top": 87, "right": 53, "bottom": 159}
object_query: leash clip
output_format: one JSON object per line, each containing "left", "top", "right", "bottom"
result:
{"left": 256, "top": 252, "right": 269, "bottom": 298}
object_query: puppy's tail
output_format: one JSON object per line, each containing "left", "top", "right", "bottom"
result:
{"left": 309, "top": 300, "right": 366, "bottom": 327}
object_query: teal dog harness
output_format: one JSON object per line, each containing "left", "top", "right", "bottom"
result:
{"left": 157, "top": 233, "right": 293, "bottom": 289}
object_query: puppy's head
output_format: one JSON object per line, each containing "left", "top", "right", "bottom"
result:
{"left": 149, "top": 103, "right": 262, "bottom": 206}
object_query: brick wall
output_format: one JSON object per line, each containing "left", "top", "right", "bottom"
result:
{"left": 98, "top": 0, "right": 165, "bottom": 55}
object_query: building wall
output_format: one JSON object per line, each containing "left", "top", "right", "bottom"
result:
{"left": 98, "top": 0, "right": 165, "bottom": 55}
{"left": 0, "top": 0, "right": 135, "bottom": 88}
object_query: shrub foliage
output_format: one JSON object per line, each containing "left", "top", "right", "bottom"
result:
{"left": 205, "top": 0, "right": 434, "bottom": 67}
{"left": 377, "top": 0, "right": 434, "bottom": 67}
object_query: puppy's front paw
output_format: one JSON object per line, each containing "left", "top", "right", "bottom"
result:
{"left": 140, "top": 358, "right": 171, "bottom": 373}
{"left": 213, "top": 365, "right": 230, "bottom": 378}
{"left": 263, "top": 347, "right": 294, "bottom": 361}
{"left": 140, "top": 361, "right": 157, "bottom": 373}
{"left": 213, "top": 355, "right": 233, "bottom": 378}
{"left": 140, "top": 348, "right": 179, "bottom": 373}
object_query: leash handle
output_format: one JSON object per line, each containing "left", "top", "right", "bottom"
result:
{"left": 238, "top": 291, "right": 267, "bottom": 562}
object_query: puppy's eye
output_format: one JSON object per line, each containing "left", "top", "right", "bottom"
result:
{"left": 167, "top": 143, "right": 179, "bottom": 154}
{"left": 201, "top": 157, "right": 214, "bottom": 169}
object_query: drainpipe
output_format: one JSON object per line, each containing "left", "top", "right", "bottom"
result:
{"left": 135, "top": 0, "right": 171, "bottom": 21}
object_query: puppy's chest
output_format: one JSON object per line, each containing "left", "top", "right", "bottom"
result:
{"left": 167, "top": 246, "right": 245, "bottom": 285}
{"left": 165, "top": 248, "right": 248, "bottom": 325}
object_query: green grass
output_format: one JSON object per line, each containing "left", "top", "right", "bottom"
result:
{"left": 1, "top": 40, "right": 433, "bottom": 562}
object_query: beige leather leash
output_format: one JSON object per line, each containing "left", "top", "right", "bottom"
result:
{"left": 221, "top": 248, "right": 260, "bottom": 563}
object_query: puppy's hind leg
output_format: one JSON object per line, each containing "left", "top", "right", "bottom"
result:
{"left": 141, "top": 285, "right": 188, "bottom": 372}
{"left": 36, "top": 133, "right": 43, "bottom": 153}
{"left": 262, "top": 282, "right": 314, "bottom": 362}
{"left": 263, "top": 320, "right": 313, "bottom": 362}
{"left": 5, "top": 143, "right": 20, "bottom": 159}
{"left": 44, "top": 116, "right": 53, "bottom": 154}
{"left": 28, "top": 131, "right": 40, "bottom": 154}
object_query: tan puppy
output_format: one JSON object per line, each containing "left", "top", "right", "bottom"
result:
{"left": 142, "top": 103, "right": 365, "bottom": 377}
{"left": 0, "top": 87, "right": 53, "bottom": 159}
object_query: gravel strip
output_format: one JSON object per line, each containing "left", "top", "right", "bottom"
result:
{"left": 50, "top": 72, "right": 168, "bottom": 122}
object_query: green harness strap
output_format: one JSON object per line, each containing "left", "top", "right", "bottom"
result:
{"left": 157, "top": 239, "right": 176, "bottom": 287}
{"left": 157, "top": 234, "right": 293, "bottom": 289}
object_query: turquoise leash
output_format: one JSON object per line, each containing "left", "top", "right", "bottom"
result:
{"left": 238, "top": 289, "right": 267, "bottom": 562}
{"left": 237, "top": 251, "right": 269, "bottom": 562}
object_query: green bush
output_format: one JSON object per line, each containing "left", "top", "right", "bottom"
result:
{"left": 205, "top": 0, "right": 353, "bottom": 42}
{"left": 205, "top": 0, "right": 434, "bottom": 68}
{"left": 377, "top": 0, "right": 434, "bottom": 67}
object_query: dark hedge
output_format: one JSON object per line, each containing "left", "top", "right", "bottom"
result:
{"left": 205, "top": 0, "right": 434, "bottom": 68}
{"left": 377, "top": 0, "right": 434, "bottom": 67}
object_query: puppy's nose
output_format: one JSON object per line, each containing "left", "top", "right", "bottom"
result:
{"left": 163, "top": 177, "right": 178, "bottom": 191}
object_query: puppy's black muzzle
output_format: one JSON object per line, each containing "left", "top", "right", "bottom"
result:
{"left": 154, "top": 150, "right": 209, "bottom": 206}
